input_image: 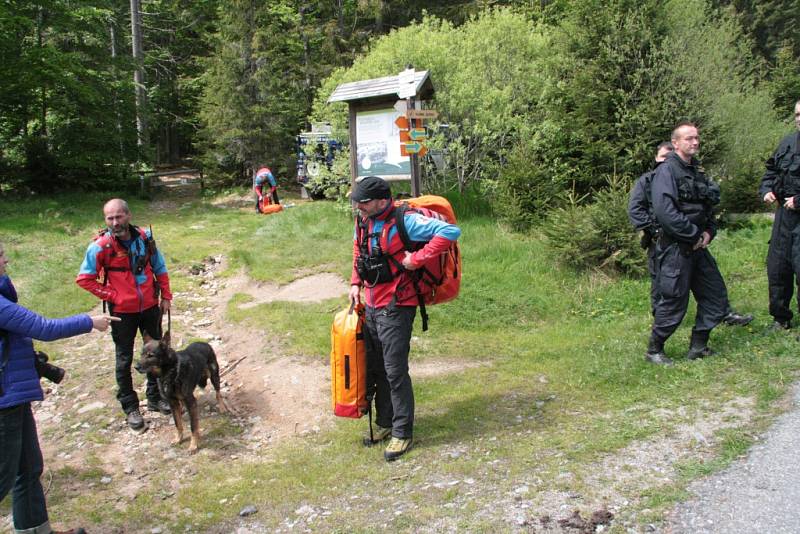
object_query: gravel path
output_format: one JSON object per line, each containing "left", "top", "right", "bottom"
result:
{"left": 663, "top": 383, "right": 800, "bottom": 534}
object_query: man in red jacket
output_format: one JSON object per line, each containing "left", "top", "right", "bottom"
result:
{"left": 349, "top": 177, "right": 460, "bottom": 461}
{"left": 76, "top": 199, "right": 173, "bottom": 431}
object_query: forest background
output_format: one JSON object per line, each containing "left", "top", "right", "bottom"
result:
{"left": 1, "top": 0, "right": 800, "bottom": 271}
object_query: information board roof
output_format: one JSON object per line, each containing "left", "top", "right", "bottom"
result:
{"left": 328, "top": 70, "right": 433, "bottom": 104}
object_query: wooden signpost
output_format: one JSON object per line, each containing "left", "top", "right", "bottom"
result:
{"left": 328, "top": 68, "right": 436, "bottom": 197}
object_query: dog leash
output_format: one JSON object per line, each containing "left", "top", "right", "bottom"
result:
{"left": 159, "top": 307, "right": 172, "bottom": 349}
{"left": 166, "top": 308, "right": 171, "bottom": 348}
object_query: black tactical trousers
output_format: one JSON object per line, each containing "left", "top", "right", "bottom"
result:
{"left": 651, "top": 242, "right": 727, "bottom": 344}
{"left": 109, "top": 304, "right": 163, "bottom": 414}
{"left": 767, "top": 206, "right": 800, "bottom": 324}
{"left": 364, "top": 304, "right": 416, "bottom": 439}
{"left": 648, "top": 242, "right": 733, "bottom": 319}
{"left": 647, "top": 242, "right": 658, "bottom": 316}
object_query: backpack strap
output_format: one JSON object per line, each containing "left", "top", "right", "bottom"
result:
{"left": 392, "top": 205, "right": 430, "bottom": 331}
{"left": 394, "top": 204, "right": 424, "bottom": 251}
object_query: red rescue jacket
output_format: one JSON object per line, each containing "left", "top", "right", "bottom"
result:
{"left": 76, "top": 226, "right": 172, "bottom": 313}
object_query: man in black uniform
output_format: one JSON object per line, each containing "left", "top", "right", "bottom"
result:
{"left": 645, "top": 122, "right": 729, "bottom": 365}
{"left": 759, "top": 99, "right": 800, "bottom": 330}
{"left": 629, "top": 142, "right": 753, "bottom": 325}
{"left": 629, "top": 142, "right": 675, "bottom": 314}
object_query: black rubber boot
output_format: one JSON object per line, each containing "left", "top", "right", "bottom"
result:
{"left": 645, "top": 334, "right": 673, "bottom": 366}
{"left": 766, "top": 320, "right": 791, "bottom": 333}
{"left": 722, "top": 311, "right": 754, "bottom": 327}
{"left": 687, "top": 329, "right": 713, "bottom": 360}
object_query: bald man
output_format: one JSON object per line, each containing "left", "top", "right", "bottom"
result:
{"left": 645, "top": 122, "right": 728, "bottom": 365}
{"left": 77, "top": 199, "right": 173, "bottom": 430}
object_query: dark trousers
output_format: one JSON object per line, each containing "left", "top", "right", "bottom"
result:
{"left": 109, "top": 304, "right": 162, "bottom": 414}
{"left": 647, "top": 242, "right": 659, "bottom": 316}
{"left": 364, "top": 305, "right": 416, "bottom": 439}
{"left": 767, "top": 206, "right": 800, "bottom": 324}
{"left": 652, "top": 243, "right": 727, "bottom": 343}
{"left": 648, "top": 242, "right": 733, "bottom": 318}
{"left": 0, "top": 403, "right": 51, "bottom": 533}
{"left": 254, "top": 186, "right": 279, "bottom": 211}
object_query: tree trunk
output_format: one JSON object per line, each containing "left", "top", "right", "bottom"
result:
{"left": 36, "top": 7, "right": 47, "bottom": 137}
{"left": 300, "top": 3, "right": 311, "bottom": 118}
{"left": 130, "top": 0, "right": 147, "bottom": 156}
{"left": 375, "top": 0, "right": 385, "bottom": 34}
{"left": 109, "top": 18, "right": 126, "bottom": 161}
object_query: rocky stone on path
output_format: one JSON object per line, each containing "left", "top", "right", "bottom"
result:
{"left": 239, "top": 505, "right": 258, "bottom": 517}
{"left": 557, "top": 508, "right": 614, "bottom": 533}
{"left": 78, "top": 401, "right": 106, "bottom": 414}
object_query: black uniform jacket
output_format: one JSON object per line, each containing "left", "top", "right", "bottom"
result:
{"left": 759, "top": 131, "right": 800, "bottom": 201}
{"left": 651, "top": 152, "right": 716, "bottom": 245}
{"left": 628, "top": 161, "right": 665, "bottom": 232}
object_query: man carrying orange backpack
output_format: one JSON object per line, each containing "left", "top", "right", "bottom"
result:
{"left": 348, "top": 176, "right": 460, "bottom": 461}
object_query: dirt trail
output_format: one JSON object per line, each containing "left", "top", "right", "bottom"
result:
{"left": 25, "top": 250, "right": 473, "bottom": 517}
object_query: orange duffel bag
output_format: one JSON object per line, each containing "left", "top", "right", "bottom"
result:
{"left": 330, "top": 302, "right": 368, "bottom": 418}
{"left": 259, "top": 203, "right": 283, "bottom": 214}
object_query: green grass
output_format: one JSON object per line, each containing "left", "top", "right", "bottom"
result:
{"left": 1, "top": 191, "right": 798, "bottom": 531}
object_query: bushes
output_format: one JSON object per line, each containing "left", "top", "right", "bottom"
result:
{"left": 494, "top": 124, "right": 573, "bottom": 230}
{"left": 307, "top": 1, "right": 789, "bottom": 275}
{"left": 542, "top": 177, "right": 644, "bottom": 274}
{"left": 305, "top": 147, "right": 351, "bottom": 201}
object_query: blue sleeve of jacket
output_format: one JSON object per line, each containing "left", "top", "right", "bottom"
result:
{"left": 628, "top": 175, "right": 653, "bottom": 231}
{"left": 256, "top": 171, "right": 276, "bottom": 187}
{"left": 0, "top": 297, "right": 92, "bottom": 341}
{"left": 78, "top": 242, "right": 102, "bottom": 276}
{"left": 403, "top": 213, "right": 461, "bottom": 242}
{"left": 144, "top": 230, "right": 168, "bottom": 275}
{"left": 651, "top": 165, "right": 702, "bottom": 244}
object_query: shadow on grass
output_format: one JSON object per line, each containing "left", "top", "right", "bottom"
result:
{"left": 415, "top": 388, "right": 558, "bottom": 449}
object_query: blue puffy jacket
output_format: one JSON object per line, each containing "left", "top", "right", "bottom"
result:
{"left": 0, "top": 275, "right": 93, "bottom": 409}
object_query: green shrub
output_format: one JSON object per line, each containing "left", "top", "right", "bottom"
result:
{"left": 542, "top": 176, "right": 644, "bottom": 275}
{"left": 495, "top": 123, "right": 573, "bottom": 230}
{"left": 305, "top": 147, "right": 351, "bottom": 201}
{"left": 718, "top": 160, "right": 768, "bottom": 214}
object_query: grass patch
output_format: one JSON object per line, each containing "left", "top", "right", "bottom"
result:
{"left": 3, "top": 191, "right": 798, "bottom": 531}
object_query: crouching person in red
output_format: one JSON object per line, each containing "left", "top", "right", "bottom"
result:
{"left": 254, "top": 166, "right": 279, "bottom": 212}
{"left": 1, "top": 241, "right": 118, "bottom": 534}
{"left": 348, "top": 177, "right": 460, "bottom": 461}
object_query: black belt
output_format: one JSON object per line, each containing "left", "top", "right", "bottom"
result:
{"left": 658, "top": 234, "right": 694, "bottom": 256}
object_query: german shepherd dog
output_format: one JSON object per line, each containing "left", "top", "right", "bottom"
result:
{"left": 135, "top": 332, "right": 228, "bottom": 452}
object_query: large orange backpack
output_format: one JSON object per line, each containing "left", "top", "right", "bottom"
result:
{"left": 330, "top": 302, "right": 368, "bottom": 418}
{"left": 393, "top": 195, "right": 462, "bottom": 329}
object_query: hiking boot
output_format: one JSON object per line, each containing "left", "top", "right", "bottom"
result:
{"left": 147, "top": 399, "right": 172, "bottom": 415}
{"left": 126, "top": 409, "right": 145, "bottom": 431}
{"left": 645, "top": 351, "right": 674, "bottom": 366}
{"left": 384, "top": 437, "right": 413, "bottom": 461}
{"left": 363, "top": 424, "right": 392, "bottom": 446}
{"left": 52, "top": 528, "right": 87, "bottom": 534}
{"left": 687, "top": 330, "right": 713, "bottom": 360}
{"left": 722, "top": 311, "right": 753, "bottom": 327}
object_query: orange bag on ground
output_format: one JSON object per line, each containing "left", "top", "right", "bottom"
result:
{"left": 259, "top": 203, "right": 283, "bottom": 214}
{"left": 330, "top": 302, "right": 368, "bottom": 418}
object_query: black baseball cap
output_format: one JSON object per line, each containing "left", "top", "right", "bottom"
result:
{"left": 350, "top": 176, "right": 391, "bottom": 203}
